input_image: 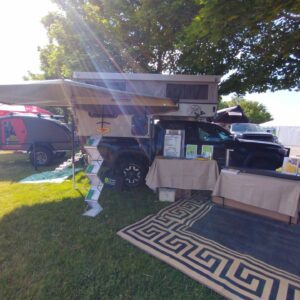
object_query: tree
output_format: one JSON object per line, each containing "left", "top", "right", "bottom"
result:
{"left": 178, "top": 0, "right": 300, "bottom": 95}
{"left": 219, "top": 96, "right": 273, "bottom": 124}
{"left": 30, "top": 0, "right": 299, "bottom": 96}
{"left": 28, "top": 0, "right": 198, "bottom": 79}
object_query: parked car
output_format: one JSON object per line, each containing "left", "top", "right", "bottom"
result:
{"left": 0, "top": 114, "right": 72, "bottom": 166}
{"left": 97, "top": 120, "right": 289, "bottom": 188}
{"left": 229, "top": 123, "right": 279, "bottom": 143}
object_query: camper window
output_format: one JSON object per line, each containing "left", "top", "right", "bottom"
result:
{"left": 131, "top": 115, "right": 148, "bottom": 136}
{"left": 84, "top": 80, "right": 126, "bottom": 91}
{"left": 166, "top": 84, "right": 208, "bottom": 101}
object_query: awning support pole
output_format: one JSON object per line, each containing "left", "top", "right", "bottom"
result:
{"left": 71, "top": 116, "right": 75, "bottom": 190}
{"left": 33, "top": 142, "right": 37, "bottom": 171}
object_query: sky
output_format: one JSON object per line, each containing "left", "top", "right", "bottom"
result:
{"left": 0, "top": 0, "right": 299, "bottom": 126}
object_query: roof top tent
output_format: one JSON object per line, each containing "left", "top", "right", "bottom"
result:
{"left": 213, "top": 105, "right": 249, "bottom": 124}
{"left": 72, "top": 72, "right": 220, "bottom": 137}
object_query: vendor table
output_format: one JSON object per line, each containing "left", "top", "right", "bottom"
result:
{"left": 146, "top": 157, "right": 219, "bottom": 191}
{"left": 212, "top": 170, "right": 300, "bottom": 224}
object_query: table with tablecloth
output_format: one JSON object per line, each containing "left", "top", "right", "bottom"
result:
{"left": 212, "top": 170, "right": 300, "bottom": 223}
{"left": 146, "top": 157, "right": 219, "bottom": 191}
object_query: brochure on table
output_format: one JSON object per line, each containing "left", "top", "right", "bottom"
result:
{"left": 201, "top": 145, "right": 214, "bottom": 160}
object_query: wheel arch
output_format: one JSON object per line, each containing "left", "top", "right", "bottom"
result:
{"left": 114, "top": 151, "right": 150, "bottom": 170}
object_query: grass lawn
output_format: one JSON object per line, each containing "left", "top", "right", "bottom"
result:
{"left": 0, "top": 152, "right": 220, "bottom": 300}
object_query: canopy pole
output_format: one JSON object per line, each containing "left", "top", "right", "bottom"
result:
{"left": 71, "top": 115, "right": 76, "bottom": 190}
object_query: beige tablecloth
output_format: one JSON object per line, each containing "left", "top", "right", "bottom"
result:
{"left": 146, "top": 157, "right": 219, "bottom": 191}
{"left": 213, "top": 170, "right": 300, "bottom": 217}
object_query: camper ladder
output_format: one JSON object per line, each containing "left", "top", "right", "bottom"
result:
{"left": 83, "top": 135, "right": 104, "bottom": 217}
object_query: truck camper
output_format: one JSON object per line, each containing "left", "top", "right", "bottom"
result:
{"left": 0, "top": 74, "right": 288, "bottom": 217}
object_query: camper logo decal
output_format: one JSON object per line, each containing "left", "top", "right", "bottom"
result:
{"left": 191, "top": 105, "right": 205, "bottom": 118}
{"left": 97, "top": 127, "right": 110, "bottom": 135}
{"left": 96, "top": 121, "right": 111, "bottom": 135}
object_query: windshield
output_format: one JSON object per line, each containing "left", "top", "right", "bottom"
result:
{"left": 231, "top": 123, "right": 263, "bottom": 133}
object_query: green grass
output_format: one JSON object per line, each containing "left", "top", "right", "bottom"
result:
{"left": 0, "top": 152, "right": 221, "bottom": 300}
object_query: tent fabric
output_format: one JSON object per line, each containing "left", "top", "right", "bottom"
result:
{"left": 213, "top": 105, "right": 249, "bottom": 123}
{"left": 0, "top": 80, "right": 177, "bottom": 114}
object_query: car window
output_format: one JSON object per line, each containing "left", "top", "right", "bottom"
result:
{"left": 232, "top": 123, "right": 262, "bottom": 132}
{"left": 198, "top": 124, "right": 232, "bottom": 142}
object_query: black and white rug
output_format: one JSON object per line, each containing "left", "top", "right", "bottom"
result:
{"left": 118, "top": 199, "right": 300, "bottom": 300}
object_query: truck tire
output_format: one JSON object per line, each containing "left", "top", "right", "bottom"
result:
{"left": 29, "top": 146, "right": 53, "bottom": 166}
{"left": 118, "top": 159, "right": 147, "bottom": 188}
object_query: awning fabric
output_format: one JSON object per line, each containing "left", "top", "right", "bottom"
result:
{"left": 0, "top": 79, "right": 177, "bottom": 114}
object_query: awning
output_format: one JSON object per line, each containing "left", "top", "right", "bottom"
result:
{"left": 0, "top": 79, "right": 177, "bottom": 114}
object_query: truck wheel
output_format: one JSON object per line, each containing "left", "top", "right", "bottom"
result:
{"left": 29, "top": 146, "right": 53, "bottom": 166}
{"left": 119, "top": 160, "right": 147, "bottom": 188}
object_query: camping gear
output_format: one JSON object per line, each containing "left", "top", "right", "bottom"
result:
{"left": 213, "top": 105, "right": 248, "bottom": 124}
{"left": 118, "top": 198, "right": 300, "bottom": 300}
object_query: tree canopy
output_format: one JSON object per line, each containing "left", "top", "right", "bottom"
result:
{"left": 30, "top": 0, "right": 300, "bottom": 95}
{"left": 179, "top": 0, "right": 300, "bottom": 95}
{"left": 219, "top": 96, "right": 273, "bottom": 124}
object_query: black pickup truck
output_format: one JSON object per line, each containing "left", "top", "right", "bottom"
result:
{"left": 98, "top": 120, "right": 289, "bottom": 188}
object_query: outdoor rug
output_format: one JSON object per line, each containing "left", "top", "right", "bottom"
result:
{"left": 118, "top": 199, "right": 300, "bottom": 300}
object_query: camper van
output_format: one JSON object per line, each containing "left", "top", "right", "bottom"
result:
{"left": 0, "top": 114, "right": 72, "bottom": 166}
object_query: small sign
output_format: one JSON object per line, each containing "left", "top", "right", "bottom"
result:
{"left": 185, "top": 144, "right": 198, "bottom": 159}
{"left": 201, "top": 145, "right": 214, "bottom": 160}
{"left": 281, "top": 157, "right": 300, "bottom": 175}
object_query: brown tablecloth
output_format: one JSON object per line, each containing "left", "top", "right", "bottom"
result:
{"left": 146, "top": 157, "right": 219, "bottom": 191}
{"left": 213, "top": 170, "right": 300, "bottom": 217}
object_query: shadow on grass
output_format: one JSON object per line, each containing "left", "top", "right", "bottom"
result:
{"left": 0, "top": 187, "right": 220, "bottom": 300}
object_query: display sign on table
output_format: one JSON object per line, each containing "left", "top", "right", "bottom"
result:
{"left": 281, "top": 157, "right": 300, "bottom": 175}
{"left": 163, "top": 129, "right": 185, "bottom": 158}
{"left": 185, "top": 144, "right": 198, "bottom": 159}
{"left": 201, "top": 145, "right": 214, "bottom": 160}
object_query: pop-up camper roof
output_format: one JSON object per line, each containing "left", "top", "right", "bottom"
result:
{"left": 73, "top": 72, "right": 220, "bottom": 118}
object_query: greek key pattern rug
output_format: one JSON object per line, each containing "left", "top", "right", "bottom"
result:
{"left": 118, "top": 199, "right": 300, "bottom": 300}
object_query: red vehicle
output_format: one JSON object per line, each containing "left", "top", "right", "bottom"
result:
{"left": 0, "top": 114, "right": 72, "bottom": 166}
{"left": 0, "top": 103, "right": 52, "bottom": 117}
